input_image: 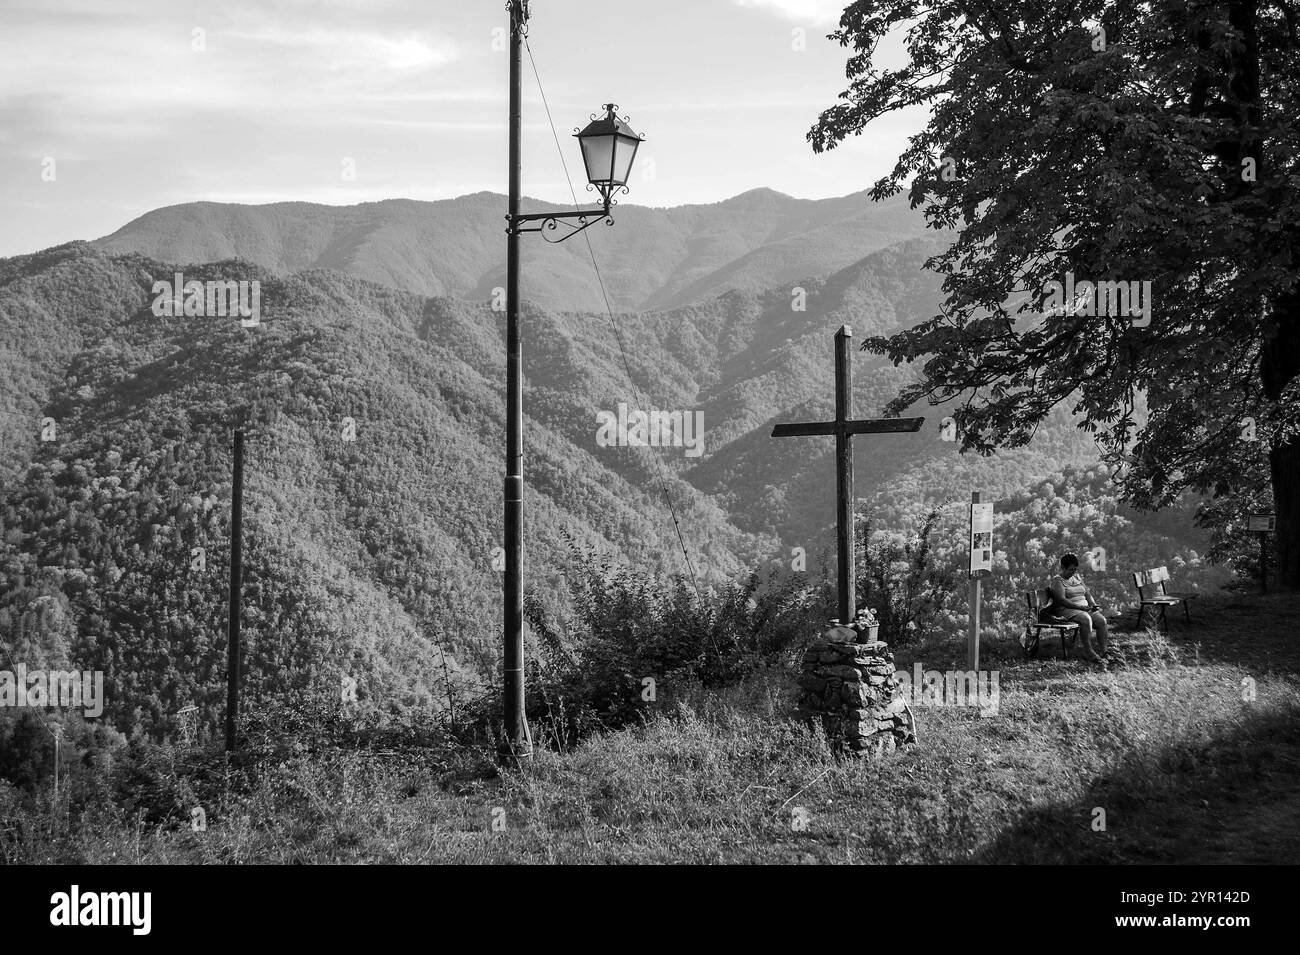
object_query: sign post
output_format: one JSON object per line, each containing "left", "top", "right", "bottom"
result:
{"left": 1248, "top": 514, "right": 1275, "bottom": 594}
{"left": 968, "top": 491, "right": 993, "bottom": 670}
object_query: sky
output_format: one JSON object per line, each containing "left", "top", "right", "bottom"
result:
{"left": 0, "top": 0, "right": 921, "bottom": 257}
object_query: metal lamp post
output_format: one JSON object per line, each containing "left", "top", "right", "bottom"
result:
{"left": 502, "top": 0, "right": 643, "bottom": 759}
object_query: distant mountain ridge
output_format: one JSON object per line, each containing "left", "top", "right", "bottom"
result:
{"left": 91, "top": 189, "right": 930, "bottom": 314}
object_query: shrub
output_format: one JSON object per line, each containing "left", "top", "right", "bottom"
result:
{"left": 502, "top": 538, "right": 831, "bottom": 750}
{"left": 856, "top": 505, "right": 960, "bottom": 645}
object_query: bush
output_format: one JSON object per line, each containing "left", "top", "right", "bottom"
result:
{"left": 857, "top": 505, "right": 959, "bottom": 644}
{"left": 501, "top": 538, "right": 831, "bottom": 751}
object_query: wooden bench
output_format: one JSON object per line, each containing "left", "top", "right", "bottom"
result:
{"left": 1132, "top": 566, "right": 1197, "bottom": 630}
{"left": 1021, "top": 587, "right": 1078, "bottom": 659}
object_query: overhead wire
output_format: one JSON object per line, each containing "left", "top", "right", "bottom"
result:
{"left": 523, "top": 34, "right": 704, "bottom": 599}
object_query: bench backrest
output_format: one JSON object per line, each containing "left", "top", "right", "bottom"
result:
{"left": 1133, "top": 565, "right": 1171, "bottom": 598}
{"left": 1024, "top": 586, "right": 1062, "bottom": 618}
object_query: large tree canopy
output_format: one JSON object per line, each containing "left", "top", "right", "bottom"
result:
{"left": 812, "top": 0, "right": 1300, "bottom": 587}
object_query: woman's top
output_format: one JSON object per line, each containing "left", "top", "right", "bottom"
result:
{"left": 1049, "top": 572, "right": 1092, "bottom": 610}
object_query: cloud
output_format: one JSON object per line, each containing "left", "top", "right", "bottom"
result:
{"left": 733, "top": 0, "right": 847, "bottom": 25}
{"left": 224, "top": 21, "right": 458, "bottom": 71}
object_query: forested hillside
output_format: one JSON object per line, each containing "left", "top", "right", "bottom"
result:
{"left": 0, "top": 222, "right": 1230, "bottom": 748}
{"left": 0, "top": 245, "right": 768, "bottom": 743}
{"left": 850, "top": 464, "right": 1228, "bottom": 649}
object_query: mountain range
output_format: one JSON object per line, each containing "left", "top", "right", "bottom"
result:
{"left": 91, "top": 189, "right": 929, "bottom": 314}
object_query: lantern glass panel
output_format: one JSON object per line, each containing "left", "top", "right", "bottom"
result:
{"left": 580, "top": 135, "right": 616, "bottom": 184}
{"left": 611, "top": 134, "right": 639, "bottom": 186}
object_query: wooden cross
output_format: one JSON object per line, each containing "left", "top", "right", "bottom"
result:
{"left": 770, "top": 325, "right": 924, "bottom": 626}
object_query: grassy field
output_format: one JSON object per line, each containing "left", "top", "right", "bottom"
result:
{"left": 7, "top": 592, "right": 1299, "bottom": 864}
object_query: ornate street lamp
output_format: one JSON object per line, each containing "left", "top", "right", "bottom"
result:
{"left": 502, "top": 1, "right": 642, "bottom": 759}
{"left": 513, "top": 103, "right": 644, "bottom": 243}
{"left": 576, "top": 105, "right": 643, "bottom": 205}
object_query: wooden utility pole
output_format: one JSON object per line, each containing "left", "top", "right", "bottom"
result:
{"left": 50, "top": 723, "right": 61, "bottom": 822}
{"left": 502, "top": 0, "right": 530, "bottom": 758}
{"left": 770, "top": 325, "right": 924, "bottom": 624}
{"left": 968, "top": 491, "right": 983, "bottom": 671}
{"left": 226, "top": 428, "right": 244, "bottom": 753}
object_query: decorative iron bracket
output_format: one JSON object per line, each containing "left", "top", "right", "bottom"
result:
{"left": 509, "top": 203, "right": 614, "bottom": 244}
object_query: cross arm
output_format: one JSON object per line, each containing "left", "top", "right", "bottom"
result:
{"left": 770, "top": 416, "right": 925, "bottom": 438}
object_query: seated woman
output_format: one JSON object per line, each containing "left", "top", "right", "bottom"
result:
{"left": 1047, "top": 553, "right": 1108, "bottom": 663}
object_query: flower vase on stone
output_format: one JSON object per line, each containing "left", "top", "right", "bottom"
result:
{"left": 853, "top": 608, "right": 880, "bottom": 644}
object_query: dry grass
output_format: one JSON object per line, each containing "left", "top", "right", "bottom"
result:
{"left": 6, "top": 593, "right": 1298, "bottom": 864}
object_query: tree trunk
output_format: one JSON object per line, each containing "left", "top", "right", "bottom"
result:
{"left": 1240, "top": 0, "right": 1300, "bottom": 590}
{"left": 1262, "top": 290, "right": 1300, "bottom": 590}
{"left": 1269, "top": 438, "right": 1300, "bottom": 590}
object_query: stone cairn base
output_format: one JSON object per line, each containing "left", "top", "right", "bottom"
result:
{"left": 795, "top": 619, "right": 915, "bottom": 758}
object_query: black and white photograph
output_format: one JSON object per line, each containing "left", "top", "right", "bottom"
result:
{"left": 0, "top": 0, "right": 1295, "bottom": 908}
